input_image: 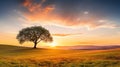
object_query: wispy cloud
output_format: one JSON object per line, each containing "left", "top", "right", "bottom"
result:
{"left": 52, "top": 33, "right": 82, "bottom": 37}
{"left": 22, "top": 0, "right": 55, "bottom": 23}
{"left": 20, "top": 0, "right": 118, "bottom": 29}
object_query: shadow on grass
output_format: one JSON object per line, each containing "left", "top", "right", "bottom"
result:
{"left": 0, "top": 44, "right": 49, "bottom": 56}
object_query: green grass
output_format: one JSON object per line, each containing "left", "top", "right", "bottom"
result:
{"left": 0, "top": 44, "right": 120, "bottom": 67}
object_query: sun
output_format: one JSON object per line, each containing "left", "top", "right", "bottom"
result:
{"left": 50, "top": 42, "right": 57, "bottom": 47}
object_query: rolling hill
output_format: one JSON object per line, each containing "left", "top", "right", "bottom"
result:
{"left": 0, "top": 44, "right": 120, "bottom": 67}
{"left": 55, "top": 45, "right": 120, "bottom": 50}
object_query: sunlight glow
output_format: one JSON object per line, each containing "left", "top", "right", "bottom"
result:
{"left": 50, "top": 42, "right": 57, "bottom": 47}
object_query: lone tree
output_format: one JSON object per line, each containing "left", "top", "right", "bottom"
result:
{"left": 16, "top": 26, "right": 53, "bottom": 48}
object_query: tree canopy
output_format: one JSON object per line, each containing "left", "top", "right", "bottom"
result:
{"left": 16, "top": 26, "right": 53, "bottom": 48}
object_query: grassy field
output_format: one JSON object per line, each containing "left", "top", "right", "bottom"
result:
{"left": 0, "top": 44, "right": 120, "bottom": 67}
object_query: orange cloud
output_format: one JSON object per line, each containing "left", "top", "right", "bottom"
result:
{"left": 21, "top": 0, "right": 118, "bottom": 29}
{"left": 22, "top": 0, "right": 55, "bottom": 23}
{"left": 52, "top": 33, "right": 81, "bottom": 37}
{"left": 23, "top": 0, "right": 48, "bottom": 12}
{"left": 52, "top": 34, "right": 72, "bottom": 36}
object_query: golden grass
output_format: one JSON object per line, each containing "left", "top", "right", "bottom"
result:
{"left": 0, "top": 44, "right": 120, "bottom": 67}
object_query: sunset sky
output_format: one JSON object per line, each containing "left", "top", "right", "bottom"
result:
{"left": 0, "top": 0, "right": 120, "bottom": 47}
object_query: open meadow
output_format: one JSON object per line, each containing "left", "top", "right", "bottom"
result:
{"left": 0, "top": 44, "right": 120, "bottom": 67}
{"left": 1, "top": 0, "right": 120, "bottom": 67}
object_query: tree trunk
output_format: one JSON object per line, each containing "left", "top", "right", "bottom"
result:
{"left": 34, "top": 42, "right": 37, "bottom": 48}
